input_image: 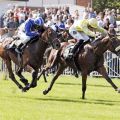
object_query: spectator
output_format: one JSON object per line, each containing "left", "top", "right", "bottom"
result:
{"left": 0, "top": 28, "right": 9, "bottom": 42}
{"left": 108, "top": 24, "right": 116, "bottom": 36}
{"left": 88, "top": 8, "right": 96, "bottom": 18}
{"left": 104, "top": 18, "right": 110, "bottom": 30}
{"left": 83, "top": 8, "right": 89, "bottom": 19}
{"left": 97, "top": 12, "right": 104, "bottom": 27}
{"left": 18, "top": 9, "right": 26, "bottom": 25}
{"left": 45, "top": 15, "right": 54, "bottom": 26}
{"left": 6, "top": 16, "right": 17, "bottom": 37}
{"left": 0, "top": 13, "right": 4, "bottom": 28}
{"left": 107, "top": 11, "right": 116, "bottom": 27}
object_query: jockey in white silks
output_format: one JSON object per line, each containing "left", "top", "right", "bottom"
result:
{"left": 68, "top": 18, "right": 107, "bottom": 59}
{"left": 15, "top": 17, "right": 44, "bottom": 53}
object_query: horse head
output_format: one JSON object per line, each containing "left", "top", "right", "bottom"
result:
{"left": 107, "top": 34, "right": 120, "bottom": 57}
{"left": 57, "top": 29, "right": 73, "bottom": 42}
{"left": 41, "top": 27, "right": 61, "bottom": 50}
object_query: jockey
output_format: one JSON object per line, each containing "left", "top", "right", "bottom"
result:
{"left": 15, "top": 17, "right": 44, "bottom": 53}
{"left": 68, "top": 18, "right": 107, "bottom": 59}
{"left": 34, "top": 17, "right": 44, "bottom": 33}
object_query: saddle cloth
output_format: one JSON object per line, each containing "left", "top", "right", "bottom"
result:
{"left": 0, "top": 37, "right": 14, "bottom": 48}
{"left": 62, "top": 43, "right": 74, "bottom": 59}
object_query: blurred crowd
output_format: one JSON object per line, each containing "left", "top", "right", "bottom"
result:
{"left": 0, "top": 5, "right": 120, "bottom": 37}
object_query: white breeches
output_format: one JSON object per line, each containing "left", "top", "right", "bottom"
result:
{"left": 16, "top": 31, "right": 30, "bottom": 46}
{"left": 69, "top": 25, "right": 89, "bottom": 41}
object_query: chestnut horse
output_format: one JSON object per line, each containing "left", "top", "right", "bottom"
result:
{"left": 0, "top": 27, "right": 60, "bottom": 92}
{"left": 40, "top": 35, "right": 120, "bottom": 99}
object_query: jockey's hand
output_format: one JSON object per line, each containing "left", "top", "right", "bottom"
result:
{"left": 89, "top": 36, "right": 95, "bottom": 41}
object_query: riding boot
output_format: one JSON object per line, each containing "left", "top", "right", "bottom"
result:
{"left": 15, "top": 43, "right": 24, "bottom": 54}
{"left": 67, "top": 40, "right": 84, "bottom": 76}
{"left": 69, "top": 39, "right": 84, "bottom": 59}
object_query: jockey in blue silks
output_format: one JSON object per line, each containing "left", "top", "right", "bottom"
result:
{"left": 15, "top": 17, "right": 44, "bottom": 53}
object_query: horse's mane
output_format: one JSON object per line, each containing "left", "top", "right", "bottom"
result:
{"left": 91, "top": 37, "right": 103, "bottom": 47}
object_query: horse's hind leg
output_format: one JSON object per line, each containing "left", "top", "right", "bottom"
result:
{"left": 43, "top": 70, "right": 47, "bottom": 82}
{"left": 43, "top": 65, "right": 65, "bottom": 95}
{"left": 37, "top": 67, "right": 47, "bottom": 82}
{"left": 81, "top": 72, "right": 87, "bottom": 99}
{"left": 16, "top": 67, "right": 29, "bottom": 86}
{"left": 97, "top": 66, "right": 118, "bottom": 91}
{"left": 5, "top": 59, "right": 23, "bottom": 90}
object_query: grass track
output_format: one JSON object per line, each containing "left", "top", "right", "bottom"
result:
{"left": 0, "top": 72, "right": 120, "bottom": 120}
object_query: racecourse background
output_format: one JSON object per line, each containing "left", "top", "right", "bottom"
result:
{"left": 0, "top": 1, "right": 120, "bottom": 77}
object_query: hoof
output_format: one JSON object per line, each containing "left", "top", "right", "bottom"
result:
{"left": 22, "top": 88, "right": 27, "bottom": 92}
{"left": 75, "top": 73, "right": 79, "bottom": 78}
{"left": 117, "top": 88, "right": 120, "bottom": 93}
{"left": 43, "top": 90, "right": 48, "bottom": 95}
{"left": 22, "top": 84, "right": 30, "bottom": 92}
{"left": 31, "top": 83, "right": 37, "bottom": 88}
{"left": 19, "top": 85, "right": 23, "bottom": 90}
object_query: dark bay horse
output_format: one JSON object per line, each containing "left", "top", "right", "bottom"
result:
{"left": 41, "top": 35, "right": 120, "bottom": 99}
{"left": 0, "top": 27, "right": 60, "bottom": 92}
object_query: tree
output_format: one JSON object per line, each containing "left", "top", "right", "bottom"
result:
{"left": 93, "top": 0, "right": 120, "bottom": 12}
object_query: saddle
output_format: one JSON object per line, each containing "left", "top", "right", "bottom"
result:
{"left": 62, "top": 41, "right": 90, "bottom": 68}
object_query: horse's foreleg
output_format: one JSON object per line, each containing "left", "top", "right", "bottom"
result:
{"left": 22, "top": 69, "right": 39, "bottom": 92}
{"left": 97, "top": 66, "right": 118, "bottom": 91}
{"left": 38, "top": 53, "right": 58, "bottom": 81}
{"left": 5, "top": 59, "right": 23, "bottom": 89}
{"left": 43, "top": 65, "right": 65, "bottom": 95}
{"left": 81, "top": 72, "right": 87, "bottom": 99}
{"left": 30, "top": 69, "right": 39, "bottom": 87}
{"left": 16, "top": 67, "right": 29, "bottom": 86}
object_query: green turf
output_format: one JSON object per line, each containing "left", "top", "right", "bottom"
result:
{"left": 0, "top": 72, "right": 120, "bottom": 120}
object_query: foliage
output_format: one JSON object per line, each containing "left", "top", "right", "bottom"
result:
{"left": 0, "top": 73, "right": 120, "bottom": 120}
{"left": 93, "top": 0, "right": 120, "bottom": 12}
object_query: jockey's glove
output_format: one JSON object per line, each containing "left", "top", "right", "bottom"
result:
{"left": 89, "top": 36, "right": 95, "bottom": 41}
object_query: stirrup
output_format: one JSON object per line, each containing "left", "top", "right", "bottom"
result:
{"left": 15, "top": 48, "right": 22, "bottom": 54}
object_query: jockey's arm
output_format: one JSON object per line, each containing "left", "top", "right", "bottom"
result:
{"left": 96, "top": 26, "right": 107, "bottom": 37}
{"left": 25, "top": 24, "right": 39, "bottom": 37}
{"left": 81, "top": 25, "right": 96, "bottom": 38}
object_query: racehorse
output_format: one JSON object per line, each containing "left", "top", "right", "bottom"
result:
{"left": 38, "top": 29, "right": 77, "bottom": 81}
{"left": 0, "top": 27, "right": 60, "bottom": 92}
{"left": 40, "top": 35, "right": 120, "bottom": 99}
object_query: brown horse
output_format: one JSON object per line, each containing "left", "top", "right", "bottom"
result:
{"left": 41, "top": 35, "right": 120, "bottom": 99}
{"left": 0, "top": 27, "right": 60, "bottom": 92}
{"left": 38, "top": 29, "right": 77, "bottom": 81}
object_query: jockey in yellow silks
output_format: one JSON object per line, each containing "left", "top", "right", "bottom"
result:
{"left": 68, "top": 18, "right": 107, "bottom": 59}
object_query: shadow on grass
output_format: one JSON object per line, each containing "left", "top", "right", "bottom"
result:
{"left": 5, "top": 95, "right": 120, "bottom": 106}
{"left": 57, "top": 82, "right": 111, "bottom": 88}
